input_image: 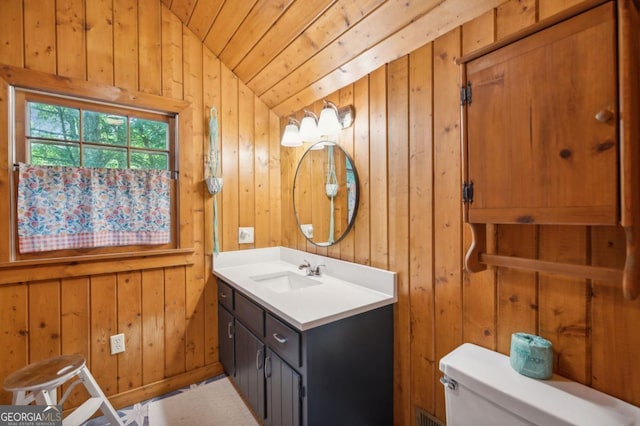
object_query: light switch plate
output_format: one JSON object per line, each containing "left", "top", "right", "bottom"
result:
{"left": 300, "top": 224, "right": 314, "bottom": 239}
{"left": 238, "top": 227, "right": 254, "bottom": 244}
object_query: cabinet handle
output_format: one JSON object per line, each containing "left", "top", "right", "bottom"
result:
{"left": 256, "top": 349, "right": 263, "bottom": 370}
{"left": 219, "top": 292, "right": 228, "bottom": 299}
{"left": 227, "top": 321, "right": 234, "bottom": 339}
{"left": 272, "top": 333, "right": 288, "bottom": 344}
{"left": 595, "top": 109, "right": 613, "bottom": 123}
{"left": 264, "top": 356, "right": 272, "bottom": 379}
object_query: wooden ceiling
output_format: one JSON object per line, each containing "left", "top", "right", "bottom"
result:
{"left": 163, "top": 0, "right": 503, "bottom": 116}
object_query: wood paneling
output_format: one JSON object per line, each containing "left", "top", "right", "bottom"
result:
{"left": 246, "top": 0, "right": 383, "bottom": 97}
{"left": 496, "top": 0, "right": 537, "bottom": 39}
{"left": 60, "top": 277, "right": 90, "bottom": 406}
{"left": 408, "top": 43, "right": 435, "bottom": 416}
{"left": 117, "top": 271, "right": 143, "bottom": 392}
{"left": 1, "top": 1, "right": 638, "bottom": 425}
{"left": 368, "top": 67, "right": 388, "bottom": 270}
{"left": 141, "top": 269, "right": 166, "bottom": 384}
{"left": 113, "top": 0, "right": 138, "bottom": 91}
{"left": 433, "top": 27, "right": 463, "bottom": 420}
{"left": 86, "top": 0, "right": 114, "bottom": 85}
{"left": 461, "top": 9, "right": 497, "bottom": 352}
{"left": 220, "top": 66, "right": 240, "bottom": 252}
{"left": 176, "top": 0, "right": 505, "bottom": 115}
{"left": 388, "top": 56, "right": 410, "bottom": 425}
{"left": 56, "top": 0, "right": 86, "bottom": 80}
{"left": 281, "top": 1, "right": 638, "bottom": 424}
{"left": 24, "top": 0, "right": 56, "bottom": 74}
{"left": 0, "top": 0, "right": 279, "bottom": 408}
{"left": 138, "top": 0, "right": 162, "bottom": 95}
{"left": 203, "top": 0, "right": 257, "bottom": 57}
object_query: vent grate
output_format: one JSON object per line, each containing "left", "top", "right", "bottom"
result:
{"left": 416, "top": 407, "right": 445, "bottom": 426}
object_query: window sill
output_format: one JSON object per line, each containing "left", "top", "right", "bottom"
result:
{"left": 0, "top": 248, "right": 195, "bottom": 285}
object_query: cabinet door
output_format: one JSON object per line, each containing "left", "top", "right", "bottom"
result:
{"left": 218, "top": 304, "right": 235, "bottom": 376}
{"left": 465, "top": 2, "right": 617, "bottom": 225}
{"left": 265, "top": 349, "right": 301, "bottom": 426}
{"left": 235, "top": 321, "right": 265, "bottom": 419}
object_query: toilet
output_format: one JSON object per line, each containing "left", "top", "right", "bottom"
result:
{"left": 439, "top": 343, "right": 640, "bottom": 425}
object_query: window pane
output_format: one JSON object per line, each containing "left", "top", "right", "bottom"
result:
{"left": 131, "top": 151, "right": 169, "bottom": 170}
{"left": 30, "top": 141, "right": 80, "bottom": 166}
{"left": 130, "top": 118, "right": 169, "bottom": 150}
{"left": 28, "top": 102, "right": 80, "bottom": 141}
{"left": 82, "top": 110, "right": 127, "bottom": 146}
{"left": 84, "top": 146, "right": 127, "bottom": 168}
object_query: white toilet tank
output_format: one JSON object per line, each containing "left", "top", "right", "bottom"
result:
{"left": 439, "top": 343, "right": 640, "bottom": 426}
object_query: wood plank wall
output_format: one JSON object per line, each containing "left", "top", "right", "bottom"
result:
{"left": 282, "top": 0, "right": 640, "bottom": 424}
{"left": 0, "top": 0, "right": 281, "bottom": 409}
{"left": 0, "top": 0, "right": 638, "bottom": 424}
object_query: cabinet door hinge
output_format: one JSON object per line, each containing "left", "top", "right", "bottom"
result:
{"left": 299, "top": 380, "right": 306, "bottom": 399}
{"left": 460, "top": 81, "right": 472, "bottom": 106}
{"left": 462, "top": 181, "right": 474, "bottom": 204}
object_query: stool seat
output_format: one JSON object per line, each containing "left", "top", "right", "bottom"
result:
{"left": 3, "top": 354, "right": 85, "bottom": 393}
{"left": 2, "top": 354, "right": 123, "bottom": 426}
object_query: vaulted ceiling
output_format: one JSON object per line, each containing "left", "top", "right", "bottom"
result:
{"left": 163, "top": 0, "right": 503, "bottom": 116}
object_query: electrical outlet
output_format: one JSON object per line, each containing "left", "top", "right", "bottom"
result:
{"left": 110, "top": 333, "right": 125, "bottom": 355}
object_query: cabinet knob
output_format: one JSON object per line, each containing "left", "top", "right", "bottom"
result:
{"left": 595, "top": 109, "right": 613, "bottom": 123}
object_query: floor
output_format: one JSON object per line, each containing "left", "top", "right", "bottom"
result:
{"left": 83, "top": 375, "right": 225, "bottom": 426}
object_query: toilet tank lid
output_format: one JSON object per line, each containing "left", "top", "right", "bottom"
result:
{"left": 439, "top": 343, "right": 640, "bottom": 426}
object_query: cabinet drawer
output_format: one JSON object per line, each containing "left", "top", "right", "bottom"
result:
{"left": 235, "top": 292, "right": 265, "bottom": 338}
{"left": 266, "top": 314, "right": 300, "bottom": 367}
{"left": 217, "top": 279, "right": 234, "bottom": 312}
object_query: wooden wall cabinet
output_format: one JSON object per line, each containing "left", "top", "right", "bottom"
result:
{"left": 459, "top": 0, "right": 640, "bottom": 299}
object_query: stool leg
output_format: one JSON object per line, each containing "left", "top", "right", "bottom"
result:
{"left": 77, "top": 367, "right": 123, "bottom": 426}
{"left": 35, "top": 388, "right": 57, "bottom": 405}
{"left": 13, "top": 391, "right": 29, "bottom": 405}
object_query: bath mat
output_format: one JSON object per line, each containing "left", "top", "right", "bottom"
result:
{"left": 147, "top": 377, "right": 258, "bottom": 425}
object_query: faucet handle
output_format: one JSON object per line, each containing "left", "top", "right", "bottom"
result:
{"left": 312, "top": 264, "right": 326, "bottom": 275}
{"left": 298, "top": 259, "right": 311, "bottom": 270}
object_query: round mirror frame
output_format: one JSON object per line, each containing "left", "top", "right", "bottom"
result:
{"left": 292, "top": 141, "right": 359, "bottom": 247}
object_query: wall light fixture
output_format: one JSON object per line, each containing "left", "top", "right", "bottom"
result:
{"left": 281, "top": 117, "right": 302, "bottom": 147}
{"left": 281, "top": 101, "right": 356, "bottom": 148}
{"left": 299, "top": 111, "right": 320, "bottom": 143}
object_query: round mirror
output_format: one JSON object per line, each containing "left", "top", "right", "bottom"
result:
{"left": 293, "top": 142, "right": 359, "bottom": 246}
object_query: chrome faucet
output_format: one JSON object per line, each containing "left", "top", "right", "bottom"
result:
{"left": 298, "top": 260, "right": 325, "bottom": 276}
{"left": 310, "top": 264, "right": 325, "bottom": 276}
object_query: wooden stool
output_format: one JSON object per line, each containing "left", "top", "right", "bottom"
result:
{"left": 2, "top": 354, "right": 123, "bottom": 426}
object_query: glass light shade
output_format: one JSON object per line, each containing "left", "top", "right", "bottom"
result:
{"left": 281, "top": 123, "right": 302, "bottom": 147}
{"left": 317, "top": 106, "right": 341, "bottom": 138}
{"left": 299, "top": 115, "right": 320, "bottom": 143}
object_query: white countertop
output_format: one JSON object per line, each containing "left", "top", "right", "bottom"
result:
{"left": 213, "top": 247, "right": 397, "bottom": 330}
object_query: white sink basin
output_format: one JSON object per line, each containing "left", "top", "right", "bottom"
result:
{"left": 250, "top": 271, "right": 322, "bottom": 293}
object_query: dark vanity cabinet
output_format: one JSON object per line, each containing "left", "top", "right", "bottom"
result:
{"left": 235, "top": 321, "right": 266, "bottom": 419}
{"left": 217, "top": 281, "right": 235, "bottom": 377}
{"left": 216, "top": 277, "right": 393, "bottom": 426}
{"left": 265, "top": 348, "right": 301, "bottom": 426}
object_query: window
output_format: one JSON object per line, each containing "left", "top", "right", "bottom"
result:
{"left": 12, "top": 89, "right": 178, "bottom": 258}
{"left": 16, "top": 91, "right": 174, "bottom": 171}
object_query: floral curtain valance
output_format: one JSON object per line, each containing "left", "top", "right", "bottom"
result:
{"left": 17, "top": 163, "right": 171, "bottom": 253}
